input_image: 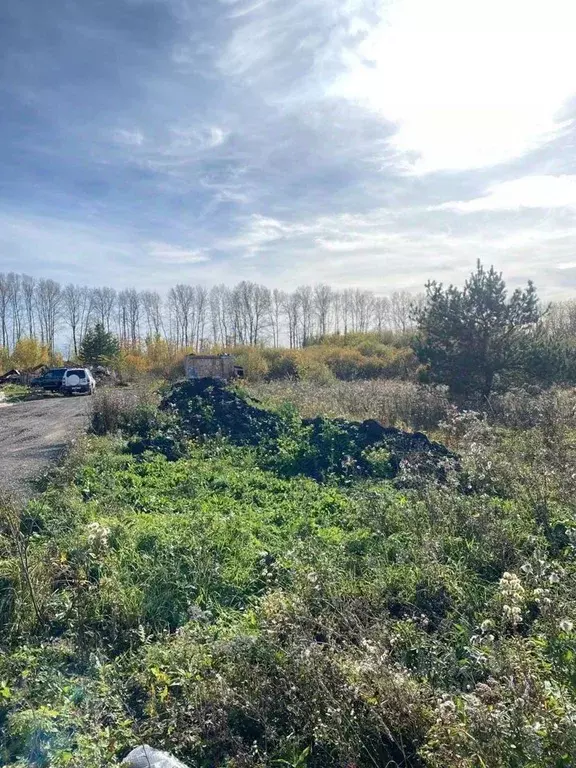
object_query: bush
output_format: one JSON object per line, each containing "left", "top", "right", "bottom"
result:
{"left": 293, "top": 354, "right": 335, "bottom": 385}
{"left": 262, "top": 348, "right": 299, "bottom": 380}
{"left": 220, "top": 334, "right": 417, "bottom": 383}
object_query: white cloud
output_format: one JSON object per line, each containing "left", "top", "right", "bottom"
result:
{"left": 440, "top": 175, "right": 576, "bottom": 212}
{"left": 113, "top": 128, "right": 145, "bottom": 146}
{"left": 147, "top": 242, "right": 210, "bottom": 263}
{"left": 169, "top": 125, "right": 229, "bottom": 150}
{"left": 334, "top": 0, "right": 576, "bottom": 172}
{"left": 220, "top": 203, "right": 576, "bottom": 296}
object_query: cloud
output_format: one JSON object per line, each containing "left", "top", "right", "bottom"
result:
{"left": 220, "top": 204, "right": 576, "bottom": 297}
{"left": 146, "top": 241, "right": 210, "bottom": 263}
{"left": 168, "top": 125, "right": 229, "bottom": 150}
{"left": 439, "top": 175, "right": 576, "bottom": 212}
{"left": 3, "top": 0, "right": 576, "bottom": 303}
{"left": 113, "top": 128, "right": 145, "bottom": 146}
{"left": 334, "top": 0, "right": 576, "bottom": 172}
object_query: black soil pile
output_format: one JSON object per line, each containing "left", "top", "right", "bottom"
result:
{"left": 162, "top": 378, "right": 282, "bottom": 445}
{"left": 162, "top": 378, "right": 456, "bottom": 481}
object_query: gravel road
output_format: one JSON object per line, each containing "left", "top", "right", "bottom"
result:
{"left": 0, "top": 396, "right": 90, "bottom": 500}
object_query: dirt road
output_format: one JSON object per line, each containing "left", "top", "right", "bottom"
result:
{"left": 0, "top": 396, "right": 90, "bottom": 500}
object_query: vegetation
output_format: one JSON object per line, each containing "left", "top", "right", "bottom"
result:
{"left": 3, "top": 264, "right": 576, "bottom": 405}
{"left": 246, "top": 378, "right": 451, "bottom": 431}
{"left": 79, "top": 324, "right": 120, "bottom": 367}
{"left": 2, "top": 263, "right": 576, "bottom": 766}
{"left": 2, "top": 378, "right": 576, "bottom": 767}
{"left": 414, "top": 262, "right": 542, "bottom": 400}
{"left": 0, "top": 383, "right": 34, "bottom": 403}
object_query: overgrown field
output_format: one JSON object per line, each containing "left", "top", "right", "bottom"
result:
{"left": 1, "top": 382, "right": 576, "bottom": 767}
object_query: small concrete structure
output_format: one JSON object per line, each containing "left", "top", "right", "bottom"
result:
{"left": 184, "top": 354, "right": 239, "bottom": 381}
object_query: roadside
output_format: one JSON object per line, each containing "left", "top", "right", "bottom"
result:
{"left": 0, "top": 396, "right": 90, "bottom": 500}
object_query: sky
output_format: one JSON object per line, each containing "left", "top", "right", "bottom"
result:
{"left": 2, "top": 0, "right": 576, "bottom": 298}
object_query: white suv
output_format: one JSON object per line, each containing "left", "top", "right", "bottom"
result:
{"left": 62, "top": 367, "right": 96, "bottom": 396}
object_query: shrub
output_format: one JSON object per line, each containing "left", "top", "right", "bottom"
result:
{"left": 228, "top": 346, "right": 269, "bottom": 382}
{"left": 293, "top": 354, "right": 335, "bottom": 385}
{"left": 262, "top": 348, "right": 299, "bottom": 380}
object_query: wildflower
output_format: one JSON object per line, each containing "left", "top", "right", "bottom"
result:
{"left": 559, "top": 618, "right": 574, "bottom": 633}
{"left": 503, "top": 604, "right": 523, "bottom": 626}
{"left": 86, "top": 521, "right": 111, "bottom": 551}
{"left": 480, "top": 619, "right": 493, "bottom": 633}
{"left": 499, "top": 572, "right": 524, "bottom": 599}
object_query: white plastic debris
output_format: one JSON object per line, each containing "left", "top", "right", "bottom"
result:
{"left": 122, "top": 745, "right": 191, "bottom": 768}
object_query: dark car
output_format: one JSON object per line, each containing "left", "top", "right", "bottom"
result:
{"left": 30, "top": 368, "right": 67, "bottom": 392}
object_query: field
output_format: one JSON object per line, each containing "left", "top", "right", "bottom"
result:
{"left": 1, "top": 379, "right": 576, "bottom": 767}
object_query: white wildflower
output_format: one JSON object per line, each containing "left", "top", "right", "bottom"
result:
{"left": 86, "top": 521, "right": 111, "bottom": 550}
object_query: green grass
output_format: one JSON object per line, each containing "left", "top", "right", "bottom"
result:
{"left": 0, "top": 383, "right": 34, "bottom": 402}
{"left": 1, "top": 389, "right": 576, "bottom": 768}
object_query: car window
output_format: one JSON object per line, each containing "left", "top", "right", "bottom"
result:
{"left": 66, "top": 369, "right": 86, "bottom": 377}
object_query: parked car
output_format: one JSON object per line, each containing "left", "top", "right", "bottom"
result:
{"left": 30, "top": 367, "right": 68, "bottom": 392}
{"left": 62, "top": 368, "right": 96, "bottom": 396}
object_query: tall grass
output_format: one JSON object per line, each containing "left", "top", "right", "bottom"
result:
{"left": 90, "top": 384, "right": 160, "bottom": 435}
{"left": 246, "top": 378, "right": 451, "bottom": 431}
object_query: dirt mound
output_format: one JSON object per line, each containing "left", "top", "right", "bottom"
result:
{"left": 302, "top": 416, "right": 454, "bottom": 477}
{"left": 162, "top": 379, "right": 456, "bottom": 481}
{"left": 162, "top": 378, "right": 282, "bottom": 445}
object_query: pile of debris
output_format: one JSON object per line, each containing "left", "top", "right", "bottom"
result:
{"left": 162, "top": 379, "right": 456, "bottom": 481}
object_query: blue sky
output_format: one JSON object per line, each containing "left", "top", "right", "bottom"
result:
{"left": 2, "top": 0, "right": 576, "bottom": 297}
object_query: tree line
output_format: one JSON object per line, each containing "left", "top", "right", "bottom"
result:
{"left": 0, "top": 273, "right": 420, "bottom": 355}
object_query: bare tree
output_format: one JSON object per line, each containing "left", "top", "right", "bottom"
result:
{"left": 270, "top": 288, "right": 286, "bottom": 347}
{"left": 192, "top": 286, "right": 209, "bottom": 349}
{"left": 92, "top": 287, "right": 117, "bottom": 332}
{"left": 542, "top": 300, "right": 576, "bottom": 339}
{"left": 390, "top": 291, "right": 415, "bottom": 333}
{"left": 352, "top": 289, "right": 374, "bottom": 333}
{"left": 169, "top": 284, "right": 195, "bottom": 347}
{"left": 35, "top": 279, "right": 62, "bottom": 352}
{"left": 0, "top": 270, "right": 433, "bottom": 358}
{"left": 210, "top": 285, "right": 229, "bottom": 346}
{"left": 284, "top": 292, "right": 301, "bottom": 349}
{"left": 62, "top": 284, "right": 93, "bottom": 356}
{"left": 341, "top": 288, "right": 354, "bottom": 335}
{"left": 142, "top": 291, "right": 164, "bottom": 338}
{"left": 8, "top": 273, "right": 22, "bottom": 346}
{"left": 116, "top": 290, "right": 129, "bottom": 344}
{"left": 126, "top": 289, "right": 141, "bottom": 346}
{"left": 295, "top": 285, "right": 314, "bottom": 345}
{"left": 373, "top": 296, "right": 391, "bottom": 333}
{"left": 232, "top": 282, "right": 271, "bottom": 345}
{"left": 314, "top": 284, "right": 333, "bottom": 338}
{"left": 332, "top": 290, "right": 343, "bottom": 335}
{"left": 0, "top": 274, "right": 10, "bottom": 350}
{"left": 22, "top": 275, "right": 36, "bottom": 338}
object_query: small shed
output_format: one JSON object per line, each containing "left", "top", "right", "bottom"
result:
{"left": 184, "top": 354, "right": 237, "bottom": 381}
